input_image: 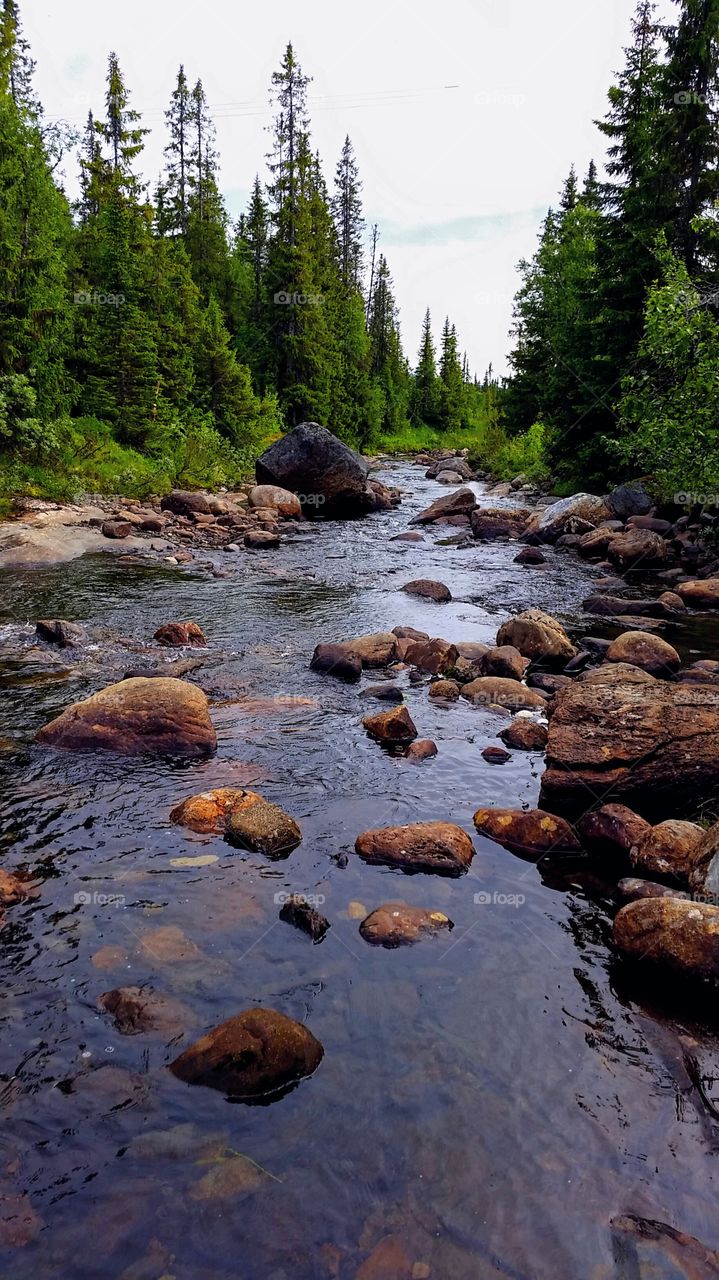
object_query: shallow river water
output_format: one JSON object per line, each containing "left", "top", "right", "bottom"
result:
{"left": 1, "top": 463, "right": 719, "bottom": 1279}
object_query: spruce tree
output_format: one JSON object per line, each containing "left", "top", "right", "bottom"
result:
{"left": 367, "top": 254, "right": 409, "bottom": 433}
{"left": 162, "top": 65, "right": 191, "bottom": 236}
{"left": 438, "top": 318, "right": 465, "bottom": 431}
{"left": 185, "top": 79, "right": 230, "bottom": 303}
{"left": 409, "top": 308, "right": 441, "bottom": 427}
{"left": 332, "top": 135, "right": 364, "bottom": 289}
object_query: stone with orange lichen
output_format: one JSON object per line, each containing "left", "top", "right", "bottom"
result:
{"left": 473, "top": 807, "right": 580, "bottom": 858}
{"left": 171, "top": 787, "right": 301, "bottom": 859}
{"left": 170, "top": 787, "right": 260, "bottom": 834}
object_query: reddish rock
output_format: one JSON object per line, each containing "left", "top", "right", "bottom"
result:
{"left": 161, "top": 490, "right": 212, "bottom": 517}
{"left": 355, "top": 821, "right": 475, "bottom": 876}
{"left": 359, "top": 902, "right": 453, "bottom": 947}
{"left": 310, "top": 642, "right": 362, "bottom": 682}
{"left": 495, "top": 609, "right": 576, "bottom": 663}
{"left": 498, "top": 718, "right": 548, "bottom": 750}
{"left": 154, "top": 620, "right": 207, "bottom": 647}
{"left": 478, "top": 645, "right": 528, "bottom": 681}
{"left": 404, "top": 637, "right": 459, "bottom": 674}
{"left": 616, "top": 877, "right": 690, "bottom": 905}
{"left": 36, "top": 619, "right": 85, "bottom": 647}
{"left": 676, "top": 578, "right": 719, "bottom": 609}
{"left": 613, "top": 897, "right": 719, "bottom": 986}
{"left": 98, "top": 986, "right": 193, "bottom": 1037}
{"left": 248, "top": 484, "right": 301, "bottom": 517}
{"left": 473, "top": 807, "right": 580, "bottom": 857}
{"left": 630, "top": 820, "right": 704, "bottom": 884}
{"left": 244, "top": 529, "right": 280, "bottom": 548}
{"left": 347, "top": 632, "right": 398, "bottom": 667}
{"left": 101, "top": 519, "right": 133, "bottom": 539}
{"left": 362, "top": 704, "right": 418, "bottom": 746}
{"left": 36, "top": 677, "right": 216, "bottom": 758}
{"left": 482, "top": 745, "right": 511, "bottom": 764}
{"left": 608, "top": 528, "right": 669, "bottom": 573}
{"left": 428, "top": 678, "right": 460, "bottom": 700}
{"left": 404, "top": 739, "right": 438, "bottom": 761}
{"left": 169, "top": 1007, "right": 323, "bottom": 1099}
{"left": 514, "top": 545, "right": 546, "bottom": 565}
{"left": 411, "top": 488, "right": 476, "bottom": 524}
{"left": 577, "top": 803, "right": 651, "bottom": 859}
{"left": 401, "top": 578, "right": 452, "bottom": 602}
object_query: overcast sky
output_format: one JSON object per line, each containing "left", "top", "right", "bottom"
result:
{"left": 25, "top": 0, "right": 676, "bottom": 377}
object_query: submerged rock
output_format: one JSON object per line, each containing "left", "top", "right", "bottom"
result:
{"left": 310, "top": 642, "right": 362, "bottom": 682}
{"left": 359, "top": 902, "right": 453, "bottom": 947}
{"left": 496, "top": 608, "right": 576, "bottom": 663}
{"left": 355, "top": 821, "right": 475, "bottom": 875}
{"left": 279, "top": 895, "right": 330, "bottom": 942}
{"left": 98, "top": 985, "right": 193, "bottom": 1037}
{"left": 36, "top": 677, "right": 216, "bottom": 758}
{"left": 169, "top": 1007, "right": 324, "bottom": 1099}
{"left": 498, "top": 718, "right": 548, "bottom": 750}
{"left": 473, "top": 807, "right": 580, "bottom": 857}
{"left": 613, "top": 898, "right": 719, "bottom": 986}
{"left": 404, "top": 739, "right": 438, "bottom": 761}
{"left": 610, "top": 1213, "right": 719, "bottom": 1280}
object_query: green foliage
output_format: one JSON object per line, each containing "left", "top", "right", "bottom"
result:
{"left": 618, "top": 237, "right": 719, "bottom": 496}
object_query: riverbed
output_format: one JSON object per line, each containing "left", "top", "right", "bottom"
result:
{"left": 1, "top": 462, "right": 718, "bottom": 1279}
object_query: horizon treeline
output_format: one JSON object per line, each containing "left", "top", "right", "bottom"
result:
{"left": 0, "top": 3, "right": 490, "bottom": 499}
{"left": 505, "top": 0, "right": 719, "bottom": 496}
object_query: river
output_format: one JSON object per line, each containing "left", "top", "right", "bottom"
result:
{"left": 0, "top": 461, "right": 718, "bottom": 1279}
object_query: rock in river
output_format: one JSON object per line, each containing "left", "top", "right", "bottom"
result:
{"left": 498, "top": 718, "right": 548, "bottom": 751}
{"left": 98, "top": 985, "right": 193, "bottom": 1037}
{"left": 473, "top": 807, "right": 580, "bottom": 857}
{"left": 170, "top": 788, "right": 301, "bottom": 859}
{"left": 248, "top": 484, "right": 302, "bottom": 518}
{"left": 410, "top": 487, "right": 477, "bottom": 524}
{"left": 630, "top": 820, "right": 704, "bottom": 884}
{"left": 362, "top": 704, "right": 418, "bottom": 746}
{"left": 605, "top": 630, "right": 680, "bottom": 677}
{"left": 577, "top": 803, "right": 650, "bottom": 859}
{"left": 613, "top": 898, "right": 719, "bottom": 986}
{"left": 676, "top": 578, "right": 719, "bottom": 609}
{"left": 532, "top": 493, "right": 610, "bottom": 542}
{"left": 495, "top": 608, "right": 576, "bottom": 663}
{"left": 169, "top": 1007, "right": 324, "bottom": 1100}
{"left": 36, "top": 619, "right": 85, "bottom": 647}
{"left": 355, "top": 821, "right": 475, "bottom": 875}
{"left": 460, "top": 677, "right": 546, "bottom": 710}
{"left": 36, "top": 677, "right": 216, "bottom": 758}
{"left": 310, "top": 642, "right": 362, "bottom": 682}
{"left": 154, "top": 620, "right": 207, "bottom": 647}
{"left": 401, "top": 578, "right": 452, "bottom": 603}
{"left": 359, "top": 902, "right": 453, "bottom": 947}
{"left": 255, "top": 421, "right": 383, "bottom": 518}
{"left": 539, "top": 670, "right": 719, "bottom": 819}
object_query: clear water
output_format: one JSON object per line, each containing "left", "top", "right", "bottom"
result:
{"left": 0, "top": 464, "right": 718, "bottom": 1278}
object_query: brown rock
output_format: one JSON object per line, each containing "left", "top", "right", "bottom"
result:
{"left": 401, "top": 578, "right": 452, "bottom": 603}
{"left": 248, "top": 484, "right": 302, "bottom": 518}
{"left": 471, "top": 511, "right": 523, "bottom": 540}
{"left": 98, "top": 985, "right": 193, "bottom": 1036}
{"left": 577, "top": 803, "right": 651, "bottom": 859}
{"left": 540, "top": 673, "right": 719, "bottom": 818}
{"left": 171, "top": 787, "right": 269, "bottom": 834}
{"left": 410, "top": 488, "right": 476, "bottom": 524}
{"left": 404, "top": 637, "right": 458, "bottom": 674}
{"left": 359, "top": 901, "right": 453, "bottom": 947}
{"left": 455, "top": 641, "right": 490, "bottom": 662}
{"left": 577, "top": 528, "right": 620, "bottom": 559}
{"left": 404, "top": 739, "right": 438, "bottom": 761}
{"left": 498, "top": 718, "right": 548, "bottom": 750}
{"left": 355, "top": 1236, "right": 414, "bottom": 1280}
{"left": 279, "top": 894, "right": 330, "bottom": 941}
{"left": 154, "top": 620, "right": 207, "bottom": 647}
{"left": 225, "top": 796, "right": 302, "bottom": 859}
{"left": 495, "top": 608, "right": 576, "bottom": 663}
{"left": 363, "top": 704, "right": 417, "bottom": 745}
{"left": 360, "top": 684, "right": 404, "bottom": 703}
{"left": 140, "top": 515, "right": 165, "bottom": 533}
{"left": 616, "top": 877, "right": 690, "bottom": 905}
{"left": 244, "top": 529, "right": 280, "bottom": 548}
{"left": 310, "top": 642, "right": 362, "bottom": 682}
{"left": 36, "top": 677, "right": 216, "bottom": 758}
{"left": 460, "top": 677, "right": 546, "bottom": 710}
{"left": 392, "top": 626, "right": 429, "bottom": 641}
{"left": 347, "top": 632, "right": 399, "bottom": 668}
{"left": 605, "top": 630, "right": 680, "bottom": 677}
{"left": 161, "top": 490, "right": 212, "bottom": 517}
{"left": 630, "top": 820, "right": 704, "bottom": 884}
{"left": 528, "top": 672, "right": 573, "bottom": 695}
{"left": 613, "top": 897, "right": 719, "bottom": 985}
{"left": 355, "top": 821, "right": 475, "bottom": 875}
{"left": 0, "top": 869, "right": 35, "bottom": 906}
{"left": 479, "top": 645, "right": 528, "bottom": 681}
{"left": 676, "top": 578, "right": 719, "bottom": 609}
{"left": 391, "top": 531, "right": 425, "bottom": 543}
{"left": 101, "top": 519, "right": 132, "bottom": 539}
{"left": 36, "top": 619, "right": 85, "bottom": 647}
{"left": 514, "top": 545, "right": 546, "bottom": 565}
{"left": 169, "top": 1007, "right": 324, "bottom": 1099}
{"left": 428, "top": 678, "right": 460, "bottom": 700}
{"left": 582, "top": 594, "right": 674, "bottom": 619}
{"left": 473, "top": 807, "right": 580, "bottom": 857}
{"left": 686, "top": 820, "right": 719, "bottom": 900}
{"left": 482, "top": 745, "right": 511, "bottom": 764}
{"left": 610, "top": 1213, "right": 719, "bottom": 1279}
{"left": 608, "top": 528, "right": 669, "bottom": 573}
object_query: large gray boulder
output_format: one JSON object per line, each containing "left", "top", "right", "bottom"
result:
{"left": 256, "top": 422, "right": 387, "bottom": 518}
{"left": 605, "top": 481, "right": 653, "bottom": 521}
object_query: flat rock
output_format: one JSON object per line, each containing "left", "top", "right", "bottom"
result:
{"left": 36, "top": 677, "right": 216, "bottom": 758}
{"left": 473, "top": 807, "right": 580, "bottom": 857}
{"left": 245, "top": 529, "right": 280, "bottom": 548}
{"left": 98, "top": 985, "right": 193, "bottom": 1037}
{"left": 359, "top": 902, "right": 453, "bottom": 947}
{"left": 616, "top": 877, "right": 690, "bottom": 905}
{"left": 355, "top": 821, "right": 475, "bottom": 876}
{"left": 540, "top": 672, "right": 719, "bottom": 819}
{"left": 169, "top": 1007, "right": 323, "bottom": 1099}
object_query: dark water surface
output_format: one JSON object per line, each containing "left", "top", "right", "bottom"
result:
{"left": 1, "top": 464, "right": 719, "bottom": 1279}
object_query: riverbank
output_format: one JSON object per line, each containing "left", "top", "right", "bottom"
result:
{"left": 2, "top": 457, "right": 719, "bottom": 1277}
